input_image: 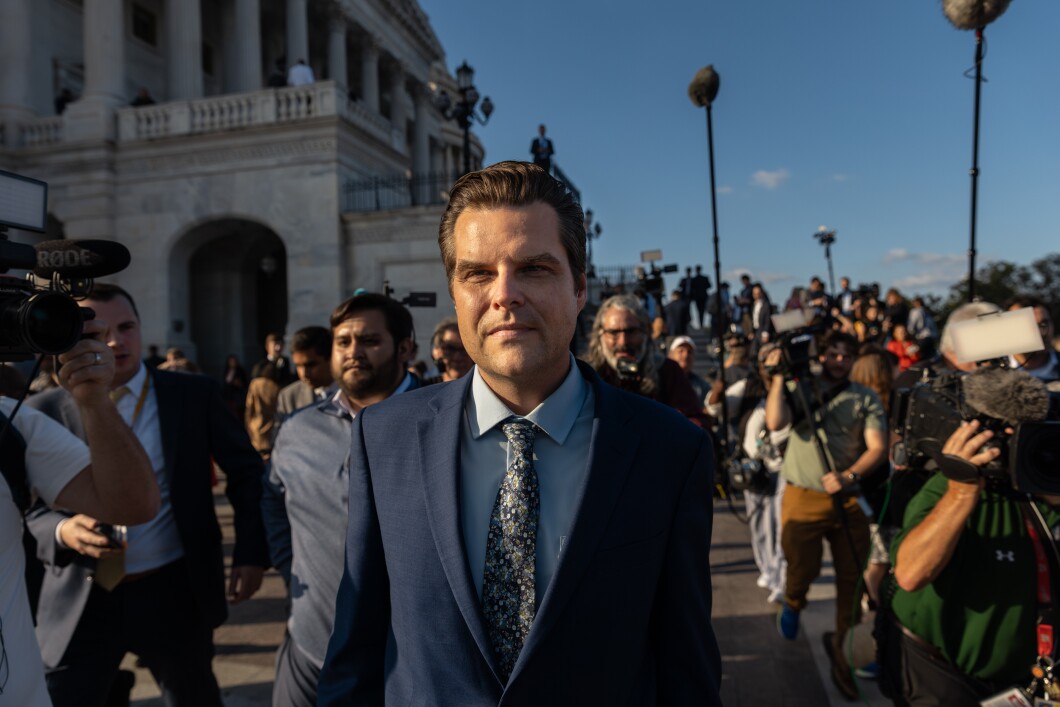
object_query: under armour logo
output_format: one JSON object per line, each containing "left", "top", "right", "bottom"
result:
{"left": 996, "top": 550, "right": 1016, "bottom": 562}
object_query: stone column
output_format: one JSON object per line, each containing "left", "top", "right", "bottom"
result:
{"left": 232, "top": 0, "right": 262, "bottom": 92}
{"left": 167, "top": 0, "right": 203, "bottom": 99}
{"left": 63, "top": 0, "right": 125, "bottom": 141}
{"left": 360, "top": 38, "right": 380, "bottom": 113}
{"left": 327, "top": 13, "right": 347, "bottom": 89}
{"left": 0, "top": 0, "right": 34, "bottom": 129}
{"left": 83, "top": 0, "right": 126, "bottom": 103}
{"left": 286, "top": 0, "right": 308, "bottom": 67}
{"left": 388, "top": 62, "right": 407, "bottom": 139}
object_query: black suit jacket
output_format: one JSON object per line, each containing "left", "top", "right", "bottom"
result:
{"left": 26, "top": 368, "right": 268, "bottom": 668}
{"left": 319, "top": 361, "right": 722, "bottom": 705}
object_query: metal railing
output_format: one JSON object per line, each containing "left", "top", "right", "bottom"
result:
{"left": 343, "top": 171, "right": 461, "bottom": 212}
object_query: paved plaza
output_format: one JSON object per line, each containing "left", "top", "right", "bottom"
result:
{"left": 125, "top": 485, "right": 890, "bottom": 706}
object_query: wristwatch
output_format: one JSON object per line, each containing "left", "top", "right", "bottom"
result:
{"left": 845, "top": 471, "right": 860, "bottom": 484}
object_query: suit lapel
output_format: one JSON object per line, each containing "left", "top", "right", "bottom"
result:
{"left": 417, "top": 377, "right": 501, "bottom": 681}
{"left": 514, "top": 368, "right": 640, "bottom": 675}
{"left": 150, "top": 370, "right": 180, "bottom": 477}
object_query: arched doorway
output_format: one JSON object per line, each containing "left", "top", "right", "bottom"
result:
{"left": 175, "top": 218, "right": 287, "bottom": 379}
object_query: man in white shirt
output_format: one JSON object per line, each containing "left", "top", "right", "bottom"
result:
{"left": 287, "top": 59, "right": 315, "bottom": 86}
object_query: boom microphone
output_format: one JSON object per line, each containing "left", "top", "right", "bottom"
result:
{"left": 33, "top": 240, "right": 131, "bottom": 279}
{"left": 963, "top": 367, "right": 1049, "bottom": 426}
{"left": 941, "top": 0, "right": 1012, "bottom": 30}
{"left": 687, "top": 65, "right": 720, "bottom": 108}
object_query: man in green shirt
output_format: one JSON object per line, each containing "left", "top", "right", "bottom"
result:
{"left": 885, "top": 419, "right": 1060, "bottom": 705}
{"left": 765, "top": 330, "right": 887, "bottom": 700}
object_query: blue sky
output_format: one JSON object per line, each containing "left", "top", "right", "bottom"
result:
{"left": 418, "top": 0, "right": 1059, "bottom": 298}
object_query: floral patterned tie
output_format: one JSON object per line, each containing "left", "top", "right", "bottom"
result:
{"left": 482, "top": 419, "right": 540, "bottom": 682}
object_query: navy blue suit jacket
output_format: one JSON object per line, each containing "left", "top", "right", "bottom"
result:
{"left": 319, "top": 361, "right": 722, "bottom": 706}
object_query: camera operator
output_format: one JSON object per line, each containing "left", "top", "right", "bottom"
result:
{"left": 766, "top": 329, "right": 887, "bottom": 700}
{"left": 709, "top": 342, "right": 792, "bottom": 604}
{"left": 584, "top": 293, "right": 707, "bottom": 425}
{"left": 1, "top": 321, "right": 159, "bottom": 707}
{"left": 882, "top": 417, "right": 1059, "bottom": 706}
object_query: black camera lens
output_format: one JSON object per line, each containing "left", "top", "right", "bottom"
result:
{"left": 0, "top": 289, "right": 84, "bottom": 355}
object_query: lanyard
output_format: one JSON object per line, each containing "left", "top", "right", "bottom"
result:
{"left": 129, "top": 373, "right": 150, "bottom": 428}
{"left": 1024, "top": 511, "right": 1054, "bottom": 659}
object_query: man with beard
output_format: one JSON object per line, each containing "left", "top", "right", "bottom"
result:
{"left": 584, "top": 293, "right": 706, "bottom": 425}
{"left": 766, "top": 329, "right": 886, "bottom": 700}
{"left": 264, "top": 292, "right": 417, "bottom": 707}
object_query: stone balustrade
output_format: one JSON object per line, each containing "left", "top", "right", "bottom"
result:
{"left": 109, "top": 81, "right": 393, "bottom": 145}
{"left": 19, "top": 116, "right": 64, "bottom": 148}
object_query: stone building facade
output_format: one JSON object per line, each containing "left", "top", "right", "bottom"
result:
{"left": 0, "top": 0, "right": 482, "bottom": 374}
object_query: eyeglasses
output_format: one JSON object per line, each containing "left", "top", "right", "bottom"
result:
{"left": 602, "top": 327, "right": 645, "bottom": 340}
{"left": 439, "top": 344, "right": 466, "bottom": 356}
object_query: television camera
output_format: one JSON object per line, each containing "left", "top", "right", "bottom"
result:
{"left": 891, "top": 308, "right": 1060, "bottom": 495}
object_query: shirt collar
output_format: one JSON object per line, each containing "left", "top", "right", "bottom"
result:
{"left": 467, "top": 354, "right": 587, "bottom": 445}
{"left": 331, "top": 373, "right": 414, "bottom": 417}
{"left": 120, "top": 361, "right": 148, "bottom": 395}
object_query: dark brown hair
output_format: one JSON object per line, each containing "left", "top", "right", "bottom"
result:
{"left": 438, "top": 161, "right": 585, "bottom": 290}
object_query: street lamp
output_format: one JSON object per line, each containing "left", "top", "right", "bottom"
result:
{"left": 433, "top": 61, "right": 494, "bottom": 176}
{"left": 813, "top": 225, "right": 837, "bottom": 295}
{"left": 584, "top": 209, "right": 603, "bottom": 275}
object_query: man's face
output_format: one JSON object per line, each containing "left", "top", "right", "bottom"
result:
{"left": 451, "top": 203, "right": 586, "bottom": 391}
{"left": 331, "top": 310, "right": 409, "bottom": 403}
{"left": 840, "top": 278, "right": 850, "bottom": 291}
{"left": 600, "top": 308, "right": 648, "bottom": 370}
{"left": 819, "top": 343, "right": 855, "bottom": 382}
{"left": 292, "top": 349, "right": 332, "bottom": 389}
{"left": 668, "top": 343, "right": 695, "bottom": 373}
{"left": 84, "top": 295, "right": 142, "bottom": 388}
{"left": 752, "top": 286, "right": 763, "bottom": 301}
{"left": 1010, "top": 305, "right": 1054, "bottom": 348}
{"left": 267, "top": 338, "right": 284, "bottom": 357}
{"left": 432, "top": 326, "right": 472, "bottom": 379}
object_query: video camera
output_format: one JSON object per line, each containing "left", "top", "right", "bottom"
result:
{"left": 0, "top": 169, "right": 131, "bottom": 362}
{"left": 891, "top": 308, "right": 1060, "bottom": 494}
{"left": 764, "top": 308, "right": 824, "bottom": 381}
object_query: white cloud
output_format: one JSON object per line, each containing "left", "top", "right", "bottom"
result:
{"left": 831, "top": 173, "right": 850, "bottom": 183}
{"left": 718, "top": 185, "right": 733, "bottom": 194}
{"left": 723, "top": 269, "right": 793, "bottom": 285}
{"left": 751, "top": 169, "right": 790, "bottom": 190}
{"left": 891, "top": 271, "right": 960, "bottom": 292}
{"left": 883, "top": 249, "right": 965, "bottom": 267}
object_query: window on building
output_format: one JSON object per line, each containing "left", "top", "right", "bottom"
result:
{"left": 132, "top": 4, "right": 158, "bottom": 47}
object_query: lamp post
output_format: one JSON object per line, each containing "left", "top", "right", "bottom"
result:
{"left": 814, "top": 225, "right": 837, "bottom": 296}
{"left": 433, "top": 61, "right": 494, "bottom": 176}
{"left": 584, "top": 209, "right": 603, "bottom": 276}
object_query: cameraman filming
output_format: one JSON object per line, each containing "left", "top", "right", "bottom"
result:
{"left": 765, "top": 329, "right": 887, "bottom": 700}
{"left": 883, "top": 400, "right": 1059, "bottom": 705}
{"left": 1, "top": 320, "right": 159, "bottom": 707}
{"left": 584, "top": 293, "right": 707, "bottom": 425}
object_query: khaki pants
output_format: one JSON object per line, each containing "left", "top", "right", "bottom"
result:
{"left": 781, "top": 483, "right": 870, "bottom": 643}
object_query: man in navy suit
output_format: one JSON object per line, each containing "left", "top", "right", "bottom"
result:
{"left": 319, "top": 161, "right": 722, "bottom": 705}
{"left": 26, "top": 283, "right": 268, "bottom": 707}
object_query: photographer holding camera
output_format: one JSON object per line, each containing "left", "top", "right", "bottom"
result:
{"left": 883, "top": 412, "right": 1058, "bottom": 706}
{"left": 584, "top": 293, "right": 707, "bottom": 425}
{"left": 766, "top": 329, "right": 887, "bottom": 700}
{"left": 1, "top": 320, "right": 159, "bottom": 707}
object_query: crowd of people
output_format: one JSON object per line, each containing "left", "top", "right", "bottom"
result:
{"left": 2, "top": 159, "right": 1059, "bottom": 706}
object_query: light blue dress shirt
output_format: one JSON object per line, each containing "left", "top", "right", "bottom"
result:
{"left": 460, "top": 355, "right": 594, "bottom": 602}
